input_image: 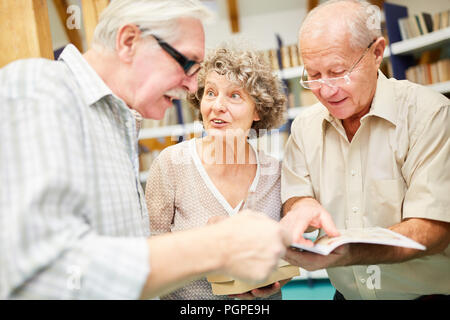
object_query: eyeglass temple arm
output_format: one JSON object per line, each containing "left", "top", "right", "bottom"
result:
{"left": 347, "top": 38, "right": 377, "bottom": 74}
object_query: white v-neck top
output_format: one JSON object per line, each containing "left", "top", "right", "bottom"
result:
{"left": 189, "top": 138, "right": 260, "bottom": 216}
{"left": 145, "top": 138, "right": 282, "bottom": 300}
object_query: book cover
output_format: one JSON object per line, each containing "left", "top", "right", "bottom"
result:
{"left": 414, "top": 15, "right": 425, "bottom": 35}
{"left": 433, "top": 12, "right": 440, "bottom": 31}
{"left": 421, "top": 12, "right": 434, "bottom": 33}
{"left": 397, "top": 17, "right": 410, "bottom": 40}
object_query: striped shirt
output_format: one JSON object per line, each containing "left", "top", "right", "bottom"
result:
{"left": 0, "top": 44, "right": 150, "bottom": 299}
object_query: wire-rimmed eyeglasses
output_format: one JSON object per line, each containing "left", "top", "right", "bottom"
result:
{"left": 300, "top": 39, "right": 377, "bottom": 90}
{"left": 139, "top": 27, "right": 202, "bottom": 77}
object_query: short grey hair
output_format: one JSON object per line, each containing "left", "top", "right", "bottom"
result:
{"left": 92, "top": 0, "right": 213, "bottom": 50}
{"left": 299, "top": 0, "right": 382, "bottom": 50}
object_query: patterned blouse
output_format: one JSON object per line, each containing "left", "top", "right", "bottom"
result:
{"left": 145, "top": 138, "right": 283, "bottom": 300}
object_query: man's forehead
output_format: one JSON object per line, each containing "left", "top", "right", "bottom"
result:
{"left": 175, "top": 18, "right": 205, "bottom": 61}
{"left": 300, "top": 33, "right": 352, "bottom": 57}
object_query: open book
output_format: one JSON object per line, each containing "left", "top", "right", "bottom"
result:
{"left": 290, "top": 227, "right": 426, "bottom": 255}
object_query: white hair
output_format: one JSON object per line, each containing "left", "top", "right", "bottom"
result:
{"left": 299, "top": 0, "right": 382, "bottom": 50}
{"left": 92, "top": 0, "right": 214, "bottom": 50}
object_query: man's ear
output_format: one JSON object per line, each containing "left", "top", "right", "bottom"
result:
{"left": 115, "top": 24, "right": 141, "bottom": 63}
{"left": 373, "top": 37, "right": 386, "bottom": 69}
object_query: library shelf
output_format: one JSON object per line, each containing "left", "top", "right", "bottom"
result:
{"left": 139, "top": 121, "right": 204, "bottom": 140}
{"left": 427, "top": 80, "right": 450, "bottom": 94}
{"left": 389, "top": 27, "right": 450, "bottom": 56}
{"left": 276, "top": 65, "right": 303, "bottom": 80}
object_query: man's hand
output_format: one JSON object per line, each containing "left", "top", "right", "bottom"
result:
{"left": 285, "top": 245, "right": 351, "bottom": 271}
{"left": 281, "top": 197, "right": 340, "bottom": 246}
{"left": 215, "top": 210, "right": 292, "bottom": 283}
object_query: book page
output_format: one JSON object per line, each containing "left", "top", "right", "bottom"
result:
{"left": 290, "top": 227, "right": 426, "bottom": 255}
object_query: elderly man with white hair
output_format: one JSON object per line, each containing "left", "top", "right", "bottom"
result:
{"left": 281, "top": 0, "right": 450, "bottom": 300}
{"left": 0, "top": 0, "right": 291, "bottom": 299}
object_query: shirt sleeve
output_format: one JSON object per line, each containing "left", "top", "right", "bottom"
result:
{"left": 145, "top": 150, "right": 176, "bottom": 235}
{"left": 402, "top": 104, "right": 450, "bottom": 222}
{"left": 0, "top": 96, "right": 149, "bottom": 299}
{"left": 281, "top": 118, "right": 315, "bottom": 204}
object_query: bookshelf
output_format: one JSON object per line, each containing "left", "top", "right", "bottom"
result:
{"left": 384, "top": 2, "right": 450, "bottom": 84}
{"left": 427, "top": 80, "right": 450, "bottom": 94}
{"left": 276, "top": 65, "right": 304, "bottom": 80}
{"left": 139, "top": 121, "right": 204, "bottom": 140}
{"left": 138, "top": 21, "right": 450, "bottom": 179}
{"left": 389, "top": 27, "right": 450, "bottom": 56}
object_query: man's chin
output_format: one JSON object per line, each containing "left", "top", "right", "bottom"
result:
{"left": 141, "top": 104, "right": 170, "bottom": 120}
{"left": 326, "top": 105, "right": 352, "bottom": 120}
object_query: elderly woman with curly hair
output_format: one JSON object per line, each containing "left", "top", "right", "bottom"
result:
{"left": 145, "top": 44, "right": 287, "bottom": 300}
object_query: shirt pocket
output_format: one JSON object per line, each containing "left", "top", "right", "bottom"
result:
{"left": 366, "top": 178, "right": 405, "bottom": 227}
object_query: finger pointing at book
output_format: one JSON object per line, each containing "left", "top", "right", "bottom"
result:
{"left": 280, "top": 197, "right": 340, "bottom": 246}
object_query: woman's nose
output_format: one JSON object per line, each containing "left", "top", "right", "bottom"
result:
{"left": 212, "top": 96, "right": 226, "bottom": 112}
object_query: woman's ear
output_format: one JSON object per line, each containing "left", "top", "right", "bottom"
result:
{"left": 253, "top": 110, "right": 260, "bottom": 122}
{"left": 115, "top": 24, "right": 141, "bottom": 63}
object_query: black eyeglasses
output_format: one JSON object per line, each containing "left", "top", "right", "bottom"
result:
{"left": 139, "top": 27, "right": 201, "bottom": 77}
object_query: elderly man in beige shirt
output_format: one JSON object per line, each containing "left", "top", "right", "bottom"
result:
{"left": 281, "top": 0, "right": 450, "bottom": 300}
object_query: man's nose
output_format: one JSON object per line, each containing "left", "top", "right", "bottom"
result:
{"left": 319, "top": 82, "right": 339, "bottom": 99}
{"left": 182, "top": 73, "right": 199, "bottom": 93}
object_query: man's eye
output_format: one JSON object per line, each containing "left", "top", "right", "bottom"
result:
{"left": 205, "top": 90, "right": 215, "bottom": 97}
{"left": 332, "top": 70, "right": 345, "bottom": 76}
{"left": 231, "top": 93, "right": 241, "bottom": 99}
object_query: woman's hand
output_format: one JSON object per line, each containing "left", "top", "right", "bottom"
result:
{"left": 227, "top": 279, "right": 290, "bottom": 300}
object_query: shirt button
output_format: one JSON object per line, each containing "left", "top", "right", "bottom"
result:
{"left": 350, "top": 170, "right": 356, "bottom": 176}
{"left": 352, "top": 206, "right": 359, "bottom": 213}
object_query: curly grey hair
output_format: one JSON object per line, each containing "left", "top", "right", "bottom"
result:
{"left": 187, "top": 46, "right": 287, "bottom": 138}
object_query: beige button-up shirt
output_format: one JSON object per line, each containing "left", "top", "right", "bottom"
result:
{"left": 282, "top": 72, "right": 450, "bottom": 299}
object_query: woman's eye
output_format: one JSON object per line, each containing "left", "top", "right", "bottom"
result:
{"left": 205, "top": 90, "right": 215, "bottom": 97}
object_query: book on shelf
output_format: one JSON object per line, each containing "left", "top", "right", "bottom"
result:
{"left": 397, "top": 9, "right": 450, "bottom": 41}
{"left": 383, "top": 3, "right": 450, "bottom": 80}
{"left": 140, "top": 99, "right": 197, "bottom": 130}
{"left": 405, "top": 58, "right": 450, "bottom": 86}
{"left": 258, "top": 43, "right": 301, "bottom": 72}
{"left": 290, "top": 227, "right": 426, "bottom": 256}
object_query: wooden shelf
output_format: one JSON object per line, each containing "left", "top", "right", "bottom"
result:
{"left": 389, "top": 27, "right": 450, "bottom": 56}
{"left": 427, "top": 80, "right": 450, "bottom": 94}
{"left": 276, "top": 65, "right": 303, "bottom": 79}
{"left": 139, "top": 121, "right": 204, "bottom": 140}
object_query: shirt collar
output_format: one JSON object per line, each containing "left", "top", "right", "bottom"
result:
{"left": 59, "top": 44, "right": 144, "bottom": 134}
{"left": 364, "top": 70, "right": 397, "bottom": 126}
{"left": 322, "top": 70, "right": 397, "bottom": 127}
{"left": 58, "top": 44, "right": 113, "bottom": 106}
